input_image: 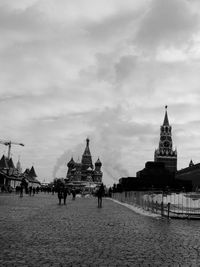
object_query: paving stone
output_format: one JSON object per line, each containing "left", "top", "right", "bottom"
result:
{"left": 1, "top": 193, "right": 200, "bottom": 266}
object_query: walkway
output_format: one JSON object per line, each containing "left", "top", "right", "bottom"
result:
{"left": 0, "top": 193, "right": 200, "bottom": 266}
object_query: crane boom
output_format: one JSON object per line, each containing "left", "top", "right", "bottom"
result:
{"left": 0, "top": 140, "right": 25, "bottom": 159}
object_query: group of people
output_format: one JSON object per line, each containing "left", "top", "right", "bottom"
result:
{"left": 57, "top": 187, "right": 77, "bottom": 205}
{"left": 16, "top": 185, "right": 40, "bottom": 197}
{"left": 57, "top": 183, "right": 105, "bottom": 207}
{"left": 57, "top": 186, "right": 69, "bottom": 205}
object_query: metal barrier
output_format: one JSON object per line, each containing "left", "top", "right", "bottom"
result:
{"left": 112, "top": 191, "right": 200, "bottom": 219}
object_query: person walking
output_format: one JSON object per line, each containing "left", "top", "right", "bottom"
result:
{"left": 57, "top": 185, "right": 68, "bottom": 205}
{"left": 71, "top": 189, "right": 76, "bottom": 200}
{"left": 29, "top": 186, "right": 32, "bottom": 196}
{"left": 63, "top": 186, "right": 68, "bottom": 205}
{"left": 97, "top": 183, "right": 105, "bottom": 208}
{"left": 57, "top": 187, "right": 63, "bottom": 205}
{"left": 20, "top": 184, "right": 23, "bottom": 197}
{"left": 33, "top": 187, "right": 36, "bottom": 196}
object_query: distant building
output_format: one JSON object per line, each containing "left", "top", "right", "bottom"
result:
{"left": 118, "top": 177, "right": 139, "bottom": 191}
{"left": 66, "top": 138, "right": 103, "bottom": 186}
{"left": 176, "top": 160, "right": 200, "bottom": 189}
{"left": 136, "top": 161, "right": 175, "bottom": 189}
{"left": 116, "top": 161, "right": 192, "bottom": 192}
{"left": 0, "top": 155, "right": 40, "bottom": 190}
{"left": 114, "top": 106, "right": 193, "bottom": 192}
{"left": 24, "top": 166, "right": 40, "bottom": 188}
{"left": 154, "top": 106, "right": 177, "bottom": 173}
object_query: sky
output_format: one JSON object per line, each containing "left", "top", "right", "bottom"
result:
{"left": 0, "top": 0, "right": 200, "bottom": 186}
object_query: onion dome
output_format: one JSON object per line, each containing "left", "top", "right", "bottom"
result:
{"left": 67, "top": 157, "right": 75, "bottom": 168}
{"left": 95, "top": 158, "right": 102, "bottom": 167}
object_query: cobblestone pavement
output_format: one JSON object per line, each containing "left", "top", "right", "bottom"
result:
{"left": 1, "top": 193, "right": 200, "bottom": 266}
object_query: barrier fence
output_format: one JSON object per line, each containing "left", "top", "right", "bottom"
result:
{"left": 112, "top": 191, "right": 200, "bottom": 219}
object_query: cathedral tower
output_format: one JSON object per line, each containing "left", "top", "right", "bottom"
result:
{"left": 154, "top": 106, "right": 177, "bottom": 173}
{"left": 66, "top": 138, "right": 103, "bottom": 184}
{"left": 81, "top": 138, "right": 93, "bottom": 170}
{"left": 93, "top": 158, "right": 103, "bottom": 183}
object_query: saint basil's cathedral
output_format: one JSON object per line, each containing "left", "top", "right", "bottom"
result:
{"left": 66, "top": 138, "right": 103, "bottom": 185}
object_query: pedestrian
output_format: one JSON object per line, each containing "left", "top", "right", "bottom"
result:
{"left": 29, "top": 186, "right": 32, "bottom": 196}
{"left": 20, "top": 185, "right": 23, "bottom": 197}
{"left": 71, "top": 189, "right": 76, "bottom": 200}
{"left": 108, "top": 187, "right": 112, "bottom": 198}
{"left": 63, "top": 187, "right": 68, "bottom": 205}
{"left": 57, "top": 187, "right": 63, "bottom": 205}
{"left": 97, "top": 183, "right": 105, "bottom": 208}
{"left": 33, "top": 187, "right": 36, "bottom": 196}
{"left": 52, "top": 186, "right": 55, "bottom": 195}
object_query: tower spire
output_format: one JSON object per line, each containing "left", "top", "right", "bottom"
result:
{"left": 86, "top": 137, "right": 89, "bottom": 146}
{"left": 154, "top": 106, "right": 177, "bottom": 173}
{"left": 81, "top": 137, "right": 93, "bottom": 170}
{"left": 163, "top": 105, "right": 169, "bottom": 126}
{"left": 83, "top": 138, "right": 91, "bottom": 156}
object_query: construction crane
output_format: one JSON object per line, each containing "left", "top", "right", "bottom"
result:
{"left": 0, "top": 140, "right": 24, "bottom": 159}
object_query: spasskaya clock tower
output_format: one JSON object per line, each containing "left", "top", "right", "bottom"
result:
{"left": 154, "top": 106, "right": 177, "bottom": 173}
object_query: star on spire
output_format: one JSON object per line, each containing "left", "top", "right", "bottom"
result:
{"left": 163, "top": 105, "right": 169, "bottom": 126}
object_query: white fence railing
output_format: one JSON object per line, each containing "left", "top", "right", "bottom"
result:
{"left": 112, "top": 191, "right": 200, "bottom": 219}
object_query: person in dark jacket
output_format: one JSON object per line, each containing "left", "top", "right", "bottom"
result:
{"left": 97, "top": 183, "right": 105, "bottom": 208}
{"left": 20, "top": 184, "right": 23, "bottom": 197}
{"left": 58, "top": 185, "right": 68, "bottom": 205}
{"left": 57, "top": 187, "right": 63, "bottom": 205}
{"left": 71, "top": 189, "right": 76, "bottom": 200}
{"left": 63, "top": 187, "right": 68, "bottom": 205}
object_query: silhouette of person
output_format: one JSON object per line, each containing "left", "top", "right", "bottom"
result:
{"left": 29, "top": 186, "right": 32, "bottom": 196}
{"left": 63, "top": 187, "right": 68, "bottom": 205}
{"left": 33, "top": 187, "right": 36, "bottom": 196}
{"left": 58, "top": 187, "right": 63, "bottom": 205}
{"left": 58, "top": 185, "right": 68, "bottom": 205}
{"left": 97, "top": 183, "right": 105, "bottom": 208}
{"left": 71, "top": 189, "right": 76, "bottom": 200}
{"left": 20, "top": 184, "right": 23, "bottom": 197}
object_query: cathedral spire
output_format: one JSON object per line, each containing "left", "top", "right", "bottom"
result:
{"left": 163, "top": 105, "right": 169, "bottom": 126}
{"left": 81, "top": 138, "right": 93, "bottom": 170}
{"left": 83, "top": 138, "right": 91, "bottom": 156}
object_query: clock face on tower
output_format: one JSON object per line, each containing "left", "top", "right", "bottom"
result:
{"left": 164, "top": 141, "right": 170, "bottom": 147}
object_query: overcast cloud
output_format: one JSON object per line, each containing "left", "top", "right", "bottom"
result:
{"left": 0, "top": 0, "right": 200, "bottom": 185}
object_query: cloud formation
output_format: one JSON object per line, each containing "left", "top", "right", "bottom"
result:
{"left": 0, "top": 0, "right": 200, "bottom": 185}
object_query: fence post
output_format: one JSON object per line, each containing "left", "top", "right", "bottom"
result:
{"left": 161, "top": 201, "right": 164, "bottom": 216}
{"left": 167, "top": 202, "right": 170, "bottom": 219}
